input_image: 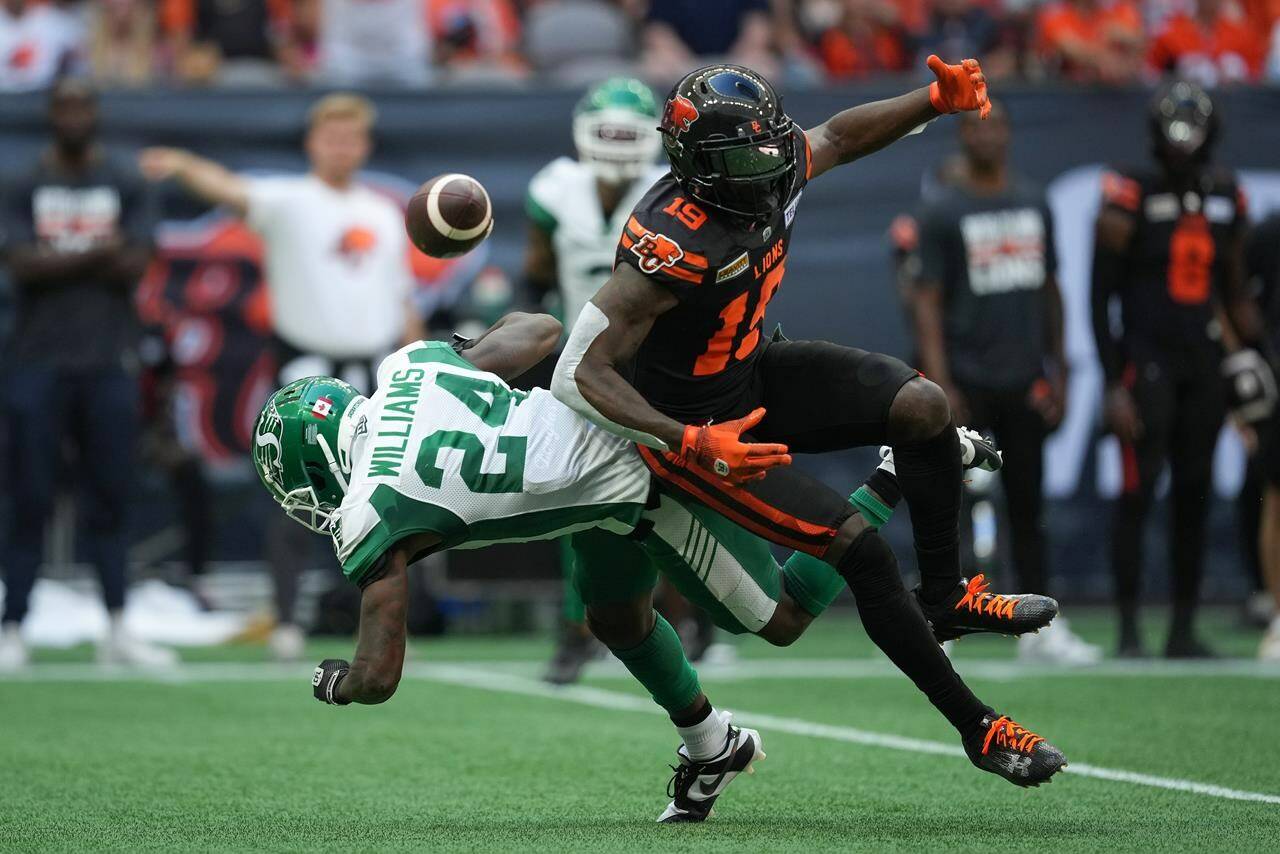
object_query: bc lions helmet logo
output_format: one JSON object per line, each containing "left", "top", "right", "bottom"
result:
{"left": 663, "top": 95, "right": 700, "bottom": 136}
{"left": 631, "top": 231, "right": 685, "bottom": 274}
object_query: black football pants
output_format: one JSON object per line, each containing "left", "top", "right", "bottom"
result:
{"left": 1112, "top": 359, "right": 1225, "bottom": 640}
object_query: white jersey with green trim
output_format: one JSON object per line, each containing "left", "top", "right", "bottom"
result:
{"left": 331, "top": 340, "right": 652, "bottom": 583}
{"left": 526, "top": 158, "right": 668, "bottom": 331}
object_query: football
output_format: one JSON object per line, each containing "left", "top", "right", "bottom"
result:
{"left": 405, "top": 173, "right": 494, "bottom": 258}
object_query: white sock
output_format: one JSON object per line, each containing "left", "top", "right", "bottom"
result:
{"left": 1269, "top": 614, "right": 1280, "bottom": 635}
{"left": 677, "top": 709, "right": 730, "bottom": 762}
{"left": 876, "top": 447, "right": 896, "bottom": 476}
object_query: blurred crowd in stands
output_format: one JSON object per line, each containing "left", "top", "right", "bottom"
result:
{"left": 3, "top": 0, "right": 1280, "bottom": 92}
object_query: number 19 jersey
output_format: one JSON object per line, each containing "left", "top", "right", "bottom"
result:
{"left": 332, "top": 341, "right": 652, "bottom": 584}
{"left": 615, "top": 127, "right": 812, "bottom": 423}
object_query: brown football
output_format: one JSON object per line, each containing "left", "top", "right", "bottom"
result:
{"left": 405, "top": 173, "right": 494, "bottom": 258}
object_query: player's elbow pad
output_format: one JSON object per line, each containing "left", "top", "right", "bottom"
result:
{"left": 551, "top": 303, "right": 670, "bottom": 451}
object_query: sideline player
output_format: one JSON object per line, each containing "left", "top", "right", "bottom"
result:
{"left": 522, "top": 77, "right": 669, "bottom": 683}
{"left": 550, "top": 58, "right": 1058, "bottom": 762}
{"left": 252, "top": 313, "right": 1066, "bottom": 822}
{"left": 1091, "top": 81, "right": 1269, "bottom": 658}
{"left": 911, "top": 102, "right": 1099, "bottom": 665}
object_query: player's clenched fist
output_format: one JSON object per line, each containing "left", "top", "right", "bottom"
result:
{"left": 927, "top": 55, "right": 990, "bottom": 119}
{"left": 679, "top": 407, "right": 791, "bottom": 484}
{"left": 313, "top": 658, "right": 351, "bottom": 705}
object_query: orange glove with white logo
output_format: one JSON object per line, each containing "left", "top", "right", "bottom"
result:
{"left": 679, "top": 407, "right": 792, "bottom": 484}
{"left": 927, "top": 55, "right": 991, "bottom": 119}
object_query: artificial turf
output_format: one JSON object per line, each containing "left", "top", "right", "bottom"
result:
{"left": 3, "top": 609, "right": 1278, "bottom": 852}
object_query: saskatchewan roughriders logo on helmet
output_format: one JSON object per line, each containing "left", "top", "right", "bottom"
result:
{"left": 253, "top": 400, "right": 287, "bottom": 502}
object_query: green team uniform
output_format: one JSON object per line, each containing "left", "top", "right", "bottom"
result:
{"left": 330, "top": 341, "right": 839, "bottom": 635}
{"left": 333, "top": 342, "right": 651, "bottom": 582}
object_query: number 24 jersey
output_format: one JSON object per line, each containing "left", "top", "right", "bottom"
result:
{"left": 614, "top": 127, "right": 813, "bottom": 424}
{"left": 331, "top": 341, "right": 652, "bottom": 584}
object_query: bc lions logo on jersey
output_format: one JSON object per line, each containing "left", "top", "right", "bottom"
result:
{"left": 663, "top": 95, "right": 700, "bottom": 136}
{"left": 631, "top": 231, "right": 685, "bottom": 274}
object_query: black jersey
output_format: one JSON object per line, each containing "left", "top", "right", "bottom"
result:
{"left": 1100, "top": 165, "right": 1247, "bottom": 368}
{"left": 614, "top": 127, "right": 812, "bottom": 423}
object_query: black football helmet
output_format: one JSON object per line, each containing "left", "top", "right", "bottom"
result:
{"left": 658, "top": 65, "right": 797, "bottom": 222}
{"left": 1149, "top": 79, "right": 1218, "bottom": 171}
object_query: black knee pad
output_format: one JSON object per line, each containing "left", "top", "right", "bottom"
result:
{"left": 836, "top": 529, "right": 904, "bottom": 602}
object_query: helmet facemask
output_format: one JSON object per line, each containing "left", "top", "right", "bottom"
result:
{"left": 665, "top": 120, "right": 796, "bottom": 223}
{"left": 573, "top": 77, "right": 661, "bottom": 185}
{"left": 1150, "top": 80, "right": 1217, "bottom": 174}
{"left": 575, "top": 106, "right": 662, "bottom": 184}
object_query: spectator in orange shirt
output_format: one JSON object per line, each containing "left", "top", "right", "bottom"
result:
{"left": 1149, "top": 0, "right": 1265, "bottom": 85}
{"left": 429, "top": 0, "right": 525, "bottom": 80}
{"left": 1037, "top": 0, "right": 1144, "bottom": 83}
{"left": 818, "top": 0, "right": 910, "bottom": 79}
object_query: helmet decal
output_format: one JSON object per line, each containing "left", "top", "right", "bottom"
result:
{"left": 663, "top": 95, "right": 700, "bottom": 136}
{"left": 253, "top": 401, "right": 286, "bottom": 495}
{"left": 311, "top": 396, "right": 335, "bottom": 419}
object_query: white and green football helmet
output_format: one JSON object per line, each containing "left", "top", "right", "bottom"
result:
{"left": 573, "top": 76, "right": 662, "bottom": 184}
{"left": 252, "top": 376, "right": 366, "bottom": 534}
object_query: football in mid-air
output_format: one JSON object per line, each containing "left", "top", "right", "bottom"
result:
{"left": 405, "top": 173, "right": 494, "bottom": 258}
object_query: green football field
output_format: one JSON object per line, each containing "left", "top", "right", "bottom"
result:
{"left": 3, "top": 608, "right": 1278, "bottom": 852}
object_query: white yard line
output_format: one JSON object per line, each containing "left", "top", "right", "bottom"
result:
{"left": 420, "top": 665, "right": 1280, "bottom": 807}
{"left": 10, "top": 660, "right": 1280, "bottom": 806}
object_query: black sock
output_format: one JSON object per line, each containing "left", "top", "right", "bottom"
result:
{"left": 865, "top": 468, "right": 902, "bottom": 508}
{"left": 838, "top": 530, "right": 988, "bottom": 736}
{"left": 893, "top": 422, "right": 962, "bottom": 604}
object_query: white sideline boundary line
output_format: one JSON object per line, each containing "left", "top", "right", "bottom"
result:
{"left": 10, "top": 661, "right": 1279, "bottom": 806}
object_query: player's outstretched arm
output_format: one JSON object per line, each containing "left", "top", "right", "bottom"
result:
{"left": 313, "top": 546, "right": 413, "bottom": 706}
{"left": 138, "top": 147, "right": 250, "bottom": 217}
{"left": 806, "top": 55, "right": 990, "bottom": 179}
{"left": 552, "top": 267, "right": 791, "bottom": 482}
{"left": 457, "top": 311, "right": 563, "bottom": 381}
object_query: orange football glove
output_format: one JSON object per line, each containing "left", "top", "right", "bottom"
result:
{"left": 927, "top": 54, "right": 991, "bottom": 119}
{"left": 680, "top": 407, "right": 792, "bottom": 484}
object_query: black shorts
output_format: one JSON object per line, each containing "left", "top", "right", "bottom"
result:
{"left": 639, "top": 339, "right": 919, "bottom": 558}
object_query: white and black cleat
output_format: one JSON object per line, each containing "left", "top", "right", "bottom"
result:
{"left": 657, "top": 716, "right": 765, "bottom": 823}
{"left": 879, "top": 426, "right": 1002, "bottom": 476}
{"left": 957, "top": 426, "right": 1002, "bottom": 472}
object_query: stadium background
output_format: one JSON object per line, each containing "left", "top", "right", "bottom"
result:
{"left": 4, "top": 84, "right": 1280, "bottom": 602}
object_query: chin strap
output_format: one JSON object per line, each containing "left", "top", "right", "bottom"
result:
{"left": 316, "top": 434, "right": 349, "bottom": 495}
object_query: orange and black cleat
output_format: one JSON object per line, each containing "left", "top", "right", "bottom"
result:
{"left": 963, "top": 712, "right": 1066, "bottom": 787}
{"left": 916, "top": 574, "right": 1058, "bottom": 642}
